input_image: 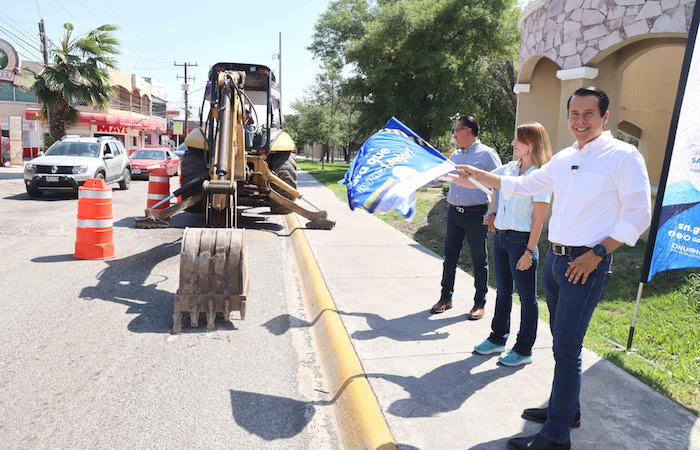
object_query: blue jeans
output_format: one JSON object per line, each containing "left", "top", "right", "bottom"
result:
{"left": 540, "top": 250, "right": 612, "bottom": 444}
{"left": 440, "top": 205, "right": 488, "bottom": 305}
{"left": 487, "top": 230, "right": 539, "bottom": 356}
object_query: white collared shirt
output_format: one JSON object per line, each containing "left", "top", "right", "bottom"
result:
{"left": 500, "top": 131, "right": 651, "bottom": 247}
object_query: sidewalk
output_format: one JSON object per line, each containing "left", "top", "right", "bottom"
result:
{"left": 294, "top": 171, "right": 699, "bottom": 449}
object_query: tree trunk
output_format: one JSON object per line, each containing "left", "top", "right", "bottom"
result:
{"left": 49, "top": 101, "right": 69, "bottom": 144}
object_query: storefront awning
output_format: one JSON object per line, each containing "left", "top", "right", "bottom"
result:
{"left": 25, "top": 108, "right": 166, "bottom": 132}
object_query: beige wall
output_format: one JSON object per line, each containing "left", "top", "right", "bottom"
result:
{"left": 618, "top": 45, "right": 685, "bottom": 186}
{"left": 516, "top": 58, "right": 562, "bottom": 148}
{"left": 516, "top": 37, "right": 686, "bottom": 187}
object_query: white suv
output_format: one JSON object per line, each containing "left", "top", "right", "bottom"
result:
{"left": 24, "top": 135, "right": 131, "bottom": 197}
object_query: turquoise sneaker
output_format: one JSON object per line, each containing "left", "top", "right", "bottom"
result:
{"left": 474, "top": 339, "right": 505, "bottom": 355}
{"left": 498, "top": 350, "right": 532, "bottom": 366}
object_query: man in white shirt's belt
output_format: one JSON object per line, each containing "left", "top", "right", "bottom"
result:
{"left": 456, "top": 87, "right": 651, "bottom": 450}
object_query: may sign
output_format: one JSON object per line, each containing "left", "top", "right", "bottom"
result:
{"left": 97, "top": 125, "right": 128, "bottom": 134}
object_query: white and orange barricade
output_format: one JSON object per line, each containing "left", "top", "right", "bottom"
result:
{"left": 74, "top": 178, "right": 114, "bottom": 260}
{"left": 147, "top": 167, "right": 171, "bottom": 216}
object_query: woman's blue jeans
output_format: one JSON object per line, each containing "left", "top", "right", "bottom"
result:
{"left": 540, "top": 250, "right": 612, "bottom": 444}
{"left": 487, "top": 230, "right": 539, "bottom": 356}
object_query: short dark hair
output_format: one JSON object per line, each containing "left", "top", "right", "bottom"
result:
{"left": 458, "top": 115, "right": 479, "bottom": 137}
{"left": 567, "top": 87, "right": 609, "bottom": 116}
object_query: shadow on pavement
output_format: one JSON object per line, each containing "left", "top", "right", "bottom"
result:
{"left": 113, "top": 209, "right": 283, "bottom": 232}
{"left": 368, "top": 355, "right": 524, "bottom": 418}
{"left": 342, "top": 310, "right": 465, "bottom": 341}
{"left": 3, "top": 191, "right": 77, "bottom": 201}
{"left": 262, "top": 309, "right": 463, "bottom": 342}
{"left": 0, "top": 171, "right": 23, "bottom": 180}
{"left": 261, "top": 309, "right": 334, "bottom": 335}
{"left": 76, "top": 239, "right": 196, "bottom": 333}
{"left": 229, "top": 390, "right": 317, "bottom": 440}
{"left": 32, "top": 253, "right": 76, "bottom": 263}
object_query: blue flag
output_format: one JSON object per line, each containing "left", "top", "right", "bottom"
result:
{"left": 644, "top": 3, "right": 700, "bottom": 282}
{"left": 341, "top": 117, "right": 454, "bottom": 220}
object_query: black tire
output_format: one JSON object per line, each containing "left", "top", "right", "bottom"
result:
{"left": 95, "top": 171, "right": 105, "bottom": 180}
{"left": 181, "top": 147, "right": 208, "bottom": 213}
{"left": 26, "top": 187, "right": 42, "bottom": 198}
{"left": 267, "top": 152, "right": 297, "bottom": 214}
{"left": 119, "top": 168, "right": 131, "bottom": 190}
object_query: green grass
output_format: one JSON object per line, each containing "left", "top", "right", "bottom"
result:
{"left": 299, "top": 158, "right": 700, "bottom": 415}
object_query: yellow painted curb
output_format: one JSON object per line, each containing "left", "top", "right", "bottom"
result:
{"left": 284, "top": 213, "right": 397, "bottom": 449}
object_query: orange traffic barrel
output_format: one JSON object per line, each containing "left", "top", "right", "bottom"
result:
{"left": 147, "top": 167, "right": 171, "bottom": 213}
{"left": 74, "top": 178, "right": 114, "bottom": 260}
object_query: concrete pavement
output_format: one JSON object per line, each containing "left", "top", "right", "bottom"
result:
{"left": 292, "top": 170, "right": 700, "bottom": 449}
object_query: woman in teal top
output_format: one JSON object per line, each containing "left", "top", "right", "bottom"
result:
{"left": 449, "top": 122, "right": 553, "bottom": 366}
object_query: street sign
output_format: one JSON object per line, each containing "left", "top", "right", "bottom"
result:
{"left": 173, "top": 121, "right": 183, "bottom": 136}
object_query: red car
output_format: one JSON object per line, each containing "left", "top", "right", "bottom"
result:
{"left": 129, "top": 148, "right": 180, "bottom": 179}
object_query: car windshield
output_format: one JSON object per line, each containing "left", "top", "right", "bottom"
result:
{"left": 131, "top": 150, "right": 165, "bottom": 160}
{"left": 45, "top": 142, "right": 100, "bottom": 157}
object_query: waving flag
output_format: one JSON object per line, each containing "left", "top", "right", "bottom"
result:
{"left": 341, "top": 117, "right": 454, "bottom": 220}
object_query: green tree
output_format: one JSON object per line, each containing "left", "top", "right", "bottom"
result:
{"left": 23, "top": 23, "right": 119, "bottom": 144}
{"left": 310, "top": 0, "right": 520, "bottom": 148}
{"left": 289, "top": 66, "right": 362, "bottom": 162}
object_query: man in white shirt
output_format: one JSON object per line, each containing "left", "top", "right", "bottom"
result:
{"left": 457, "top": 87, "right": 651, "bottom": 450}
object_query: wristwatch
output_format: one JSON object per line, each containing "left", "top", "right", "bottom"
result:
{"left": 592, "top": 244, "right": 607, "bottom": 258}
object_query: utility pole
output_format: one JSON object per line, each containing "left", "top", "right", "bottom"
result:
{"left": 278, "top": 32, "right": 282, "bottom": 119}
{"left": 175, "top": 61, "right": 197, "bottom": 137}
{"left": 38, "top": 19, "right": 50, "bottom": 144}
{"left": 273, "top": 32, "right": 282, "bottom": 120}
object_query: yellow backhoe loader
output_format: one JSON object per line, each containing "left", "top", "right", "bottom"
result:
{"left": 135, "top": 62, "right": 334, "bottom": 332}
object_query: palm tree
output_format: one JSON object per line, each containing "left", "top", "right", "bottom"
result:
{"left": 23, "top": 23, "right": 119, "bottom": 144}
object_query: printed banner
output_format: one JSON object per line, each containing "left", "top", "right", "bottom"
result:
{"left": 341, "top": 116, "right": 454, "bottom": 220}
{"left": 645, "top": 3, "right": 700, "bottom": 282}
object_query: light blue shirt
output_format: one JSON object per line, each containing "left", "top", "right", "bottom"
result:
{"left": 493, "top": 161, "right": 551, "bottom": 232}
{"left": 447, "top": 140, "right": 502, "bottom": 206}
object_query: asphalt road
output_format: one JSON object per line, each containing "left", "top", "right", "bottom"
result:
{"left": 0, "top": 169, "right": 340, "bottom": 449}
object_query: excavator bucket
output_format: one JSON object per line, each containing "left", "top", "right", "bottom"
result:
{"left": 173, "top": 227, "right": 249, "bottom": 332}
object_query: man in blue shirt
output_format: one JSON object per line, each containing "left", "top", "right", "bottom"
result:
{"left": 431, "top": 115, "right": 502, "bottom": 319}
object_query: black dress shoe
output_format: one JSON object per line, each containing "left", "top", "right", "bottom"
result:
{"left": 507, "top": 433, "right": 571, "bottom": 450}
{"left": 521, "top": 406, "right": 581, "bottom": 428}
{"left": 430, "top": 299, "right": 452, "bottom": 314}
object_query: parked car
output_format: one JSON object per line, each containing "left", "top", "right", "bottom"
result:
{"left": 1, "top": 136, "right": 10, "bottom": 167}
{"left": 129, "top": 148, "right": 180, "bottom": 179}
{"left": 23, "top": 135, "right": 131, "bottom": 197}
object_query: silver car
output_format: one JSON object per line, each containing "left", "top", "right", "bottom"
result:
{"left": 24, "top": 135, "right": 131, "bottom": 197}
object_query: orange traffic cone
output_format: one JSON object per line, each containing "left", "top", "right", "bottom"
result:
{"left": 147, "top": 167, "right": 171, "bottom": 217}
{"left": 74, "top": 178, "right": 114, "bottom": 260}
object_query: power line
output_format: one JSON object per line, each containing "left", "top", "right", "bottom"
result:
{"left": 0, "top": 14, "right": 44, "bottom": 53}
{"left": 0, "top": 25, "right": 43, "bottom": 61}
{"left": 98, "top": 0, "right": 166, "bottom": 57}
{"left": 49, "top": 0, "right": 88, "bottom": 29}
{"left": 74, "top": 0, "right": 103, "bottom": 24}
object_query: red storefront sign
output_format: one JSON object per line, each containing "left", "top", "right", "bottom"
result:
{"left": 96, "top": 125, "right": 128, "bottom": 134}
{"left": 24, "top": 108, "right": 165, "bottom": 132}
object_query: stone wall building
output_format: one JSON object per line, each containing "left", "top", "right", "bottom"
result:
{"left": 515, "top": 0, "right": 695, "bottom": 192}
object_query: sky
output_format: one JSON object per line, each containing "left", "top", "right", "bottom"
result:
{"left": 1, "top": 0, "right": 532, "bottom": 120}
{"left": 0, "top": 0, "right": 333, "bottom": 119}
